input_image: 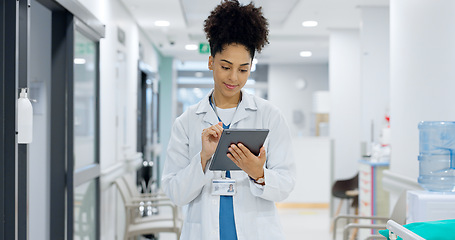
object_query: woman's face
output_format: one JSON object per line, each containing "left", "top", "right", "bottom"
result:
{"left": 209, "top": 44, "right": 252, "bottom": 103}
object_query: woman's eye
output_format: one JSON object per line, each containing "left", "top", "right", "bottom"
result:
{"left": 240, "top": 69, "right": 248, "bottom": 73}
{"left": 222, "top": 66, "right": 230, "bottom": 70}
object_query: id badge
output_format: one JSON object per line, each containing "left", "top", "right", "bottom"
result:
{"left": 212, "top": 179, "right": 236, "bottom": 196}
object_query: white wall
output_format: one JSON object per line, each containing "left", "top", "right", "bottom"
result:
{"left": 359, "top": 6, "right": 390, "bottom": 144}
{"left": 389, "top": 0, "right": 455, "bottom": 181}
{"left": 78, "top": 0, "right": 158, "bottom": 168}
{"left": 285, "top": 137, "right": 332, "bottom": 203}
{"left": 76, "top": 0, "right": 158, "bottom": 239}
{"left": 268, "top": 63, "right": 331, "bottom": 204}
{"left": 268, "top": 64, "right": 329, "bottom": 137}
{"left": 329, "top": 29, "right": 362, "bottom": 180}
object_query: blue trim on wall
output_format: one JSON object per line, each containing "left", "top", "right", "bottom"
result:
{"left": 158, "top": 54, "right": 174, "bottom": 187}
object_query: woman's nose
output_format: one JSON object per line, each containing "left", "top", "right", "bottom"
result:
{"left": 229, "top": 69, "right": 238, "bottom": 81}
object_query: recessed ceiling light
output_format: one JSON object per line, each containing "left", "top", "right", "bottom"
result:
{"left": 185, "top": 44, "right": 198, "bottom": 51}
{"left": 302, "top": 21, "right": 318, "bottom": 27}
{"left": 300, "top": 51, "right": 312, "bottom": 57}
{"left": 74, "top": 58, "right": 86, "bottom": 64}
{"left": 154, "top": 20, "right": 170, "bottom": 27}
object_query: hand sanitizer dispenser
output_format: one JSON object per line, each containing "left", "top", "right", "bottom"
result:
{"left": 18, "top": 88, "right": 33, "bottom": 144}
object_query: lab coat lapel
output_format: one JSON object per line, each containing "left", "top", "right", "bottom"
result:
{"left": 196, "top": 90, "right": 219, "bottom": 126}
{"left": 230, "top": 90, "right": 257, "bottom": 127}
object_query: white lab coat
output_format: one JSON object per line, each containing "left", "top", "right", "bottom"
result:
{"left": 162, "top": 89, "right": 296, "bottom": 240}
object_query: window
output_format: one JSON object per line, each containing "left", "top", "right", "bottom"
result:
{"left": 74, "top": 30, "right": 98, "bottom": 169}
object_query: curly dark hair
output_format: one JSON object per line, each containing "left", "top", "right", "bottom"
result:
{"left": 203, "top": 0, "right": 269, "bottom": 59}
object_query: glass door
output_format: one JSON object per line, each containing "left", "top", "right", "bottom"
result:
{"left": 137, "top": 69, "right": 155, "bottom": 195}
{"left": 19, "top": 0, "right": 104, "bottom": 239}
{"left": 73, "top": 21, "right": 100, "bottom": 240}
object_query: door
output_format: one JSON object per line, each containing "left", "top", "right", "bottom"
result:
{"left": 73, "top": 20, "right": 101, "bottom": 240}
{"left": 28, "top": 0, "right": 105, "bottom": 239}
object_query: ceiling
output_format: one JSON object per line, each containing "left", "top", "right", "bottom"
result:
{"left": 121, "top": 0, "right": 388, "bottom": 65}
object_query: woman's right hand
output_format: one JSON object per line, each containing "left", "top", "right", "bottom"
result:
{"left": 200, "top": 122, "right": 224, "bottom": 169}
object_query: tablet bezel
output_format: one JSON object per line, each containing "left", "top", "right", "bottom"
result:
{"left": 208, "top": 129, "right": 269, "bottom": 171}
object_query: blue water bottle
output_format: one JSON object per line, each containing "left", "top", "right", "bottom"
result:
{"left": 418, "top": 121, "right": 455, "bottom": 192}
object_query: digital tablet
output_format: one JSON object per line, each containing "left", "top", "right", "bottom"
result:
{"left": 209, "top": 129, "right": 269, "bottom": 171}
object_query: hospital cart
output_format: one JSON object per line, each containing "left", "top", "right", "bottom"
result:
{"left": 385, "top": 220, "right": 425, "bottom": 240}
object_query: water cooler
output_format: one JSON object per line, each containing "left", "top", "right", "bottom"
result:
{"left": 407, "top": 190, "right": 455, "bottom": 223}
{"left": 408, "top": 121, "right": 455, "bottom": 223}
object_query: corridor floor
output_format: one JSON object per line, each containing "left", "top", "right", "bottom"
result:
{"left": 278, "top": 207, "right": 331, "bottom": 239}
{"left": 155, "top": 207, "right": 333, "bottom": 240}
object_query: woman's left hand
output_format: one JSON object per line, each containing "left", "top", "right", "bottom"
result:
{"left": 227, "top": 144, "right": 266, "bottom": 179}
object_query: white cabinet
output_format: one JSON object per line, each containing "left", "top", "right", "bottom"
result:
{"left": 407, "top": 190, "right": 455, "bottom": 223}
{"left": 281, "top": 137, "right": 333, "bottom": 205}
{"left": 358, "top": 160, "right": 390, "bottom": 239}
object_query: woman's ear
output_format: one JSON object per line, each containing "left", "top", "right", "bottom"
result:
{"left": 208, "top": 56, "right": 214, "bottom": 70}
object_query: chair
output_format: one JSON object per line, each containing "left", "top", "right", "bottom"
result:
{"left": 333, "top": 191, "right": 407, "bottom": 240}
{"left": 74, "top": 181, "right": 96, "bottom": 239}
{"left": 121, "top": 176, "right": 169, "bottom": 202}
{"left": 332, "top": 173, "right": 359, "bottom": 215}
{"left": 113, "top": 178, "right": 182, "bottom": 240}
{"left": 121, "top": 175, "right": 170, "bottom": 217}
{"left": 330, "top": 173, "right": 359, "bottom": 234}
{"left": 136, "top": 164, "right": 155, "bottom": 194}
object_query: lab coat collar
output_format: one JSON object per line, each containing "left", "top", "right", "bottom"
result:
{"left": 196, "top": 89, "right": 257, "bottom": 126}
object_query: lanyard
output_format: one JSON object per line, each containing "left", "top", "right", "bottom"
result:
{"left": 209, "top": 92, "right": 241, "bottom": 179}
{"left": 209, "top": 92, "right": 241, "bottom": 129}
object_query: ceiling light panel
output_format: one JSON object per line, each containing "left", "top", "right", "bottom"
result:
{"left": 185, "top": 44, "right": 198, "bottom": 50}
{"left": 302, "top": 21, "right": 318, "bottom": 27}
{"left": 154, "top": 20, "right": 170, "bottom": 27}
{"left": 300, "top": 51, "right": 312, "bottom": 57}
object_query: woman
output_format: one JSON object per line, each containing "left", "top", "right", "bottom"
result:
{"left": 162, "top": 1, "right": 295, "bottom": 239}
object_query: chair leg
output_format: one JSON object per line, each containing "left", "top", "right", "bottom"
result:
{"left": 349, "top": 228, "right": 358, "bottom": 240}
{"left": 335, "top": 199, "right": 344, "bottom": 218}
{"left": 330, "top": 199, "right": 344, "bottom": 232}
{"left": 348, "top": 207, "right": 359, "bottom": 240}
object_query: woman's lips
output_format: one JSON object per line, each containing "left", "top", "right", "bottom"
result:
{"left": 224, "top": 83, "right": 237, "bottom": 89}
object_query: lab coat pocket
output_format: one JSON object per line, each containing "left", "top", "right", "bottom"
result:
{"left": 257, "top": 215, "right": 284, "bottom": 240}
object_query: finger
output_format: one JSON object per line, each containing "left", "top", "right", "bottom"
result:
{"left": 231, "top": 144, "right": 249, "bottom": 163}
{"left": 228, "top": 145, "right": 242, "bottom": 160}
{"left": 202, "top": 128, "right": 213, "bottom": 136}
{"left": 236, "top": 143, "right": 252, "bottom": 158}
{"left": 206, "top": 128, "right": 219, "bottom": 138}
{"left": 201, "top": 129, "right": 208, "bottom": 138}
{"left": 227, "top": 153, "right": 241, "bottom": 167}
{"left": 212, "top": 124, "right": 223, "bottom": 135}
{"left": 258, "top": 146, "right": 266, "bottom": 161}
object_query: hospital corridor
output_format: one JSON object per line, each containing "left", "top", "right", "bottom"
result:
{"left": 2, "top": 0, "right": 455, "bottom": 240}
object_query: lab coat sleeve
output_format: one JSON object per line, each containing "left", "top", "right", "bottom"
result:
{"left": 249, "top": 109, "right": 296, "bottom": 202}
{"left": 161, "top": 115, "right": 212, "bottom": 206}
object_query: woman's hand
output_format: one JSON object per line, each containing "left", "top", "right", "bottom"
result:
{"left": 200, "top": 122, "right": 224, "bottom": 170}
{"left": 227, "top": 144, "right": 266, "bottom": 180}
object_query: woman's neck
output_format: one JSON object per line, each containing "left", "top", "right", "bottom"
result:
{"left": 212, "top": 91, "right": 241, "bottom": 109}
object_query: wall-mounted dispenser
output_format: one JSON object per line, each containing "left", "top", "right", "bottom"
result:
{"left": 18, "top": 88, "right": 33, "bottom": 144}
